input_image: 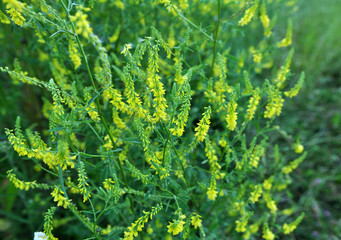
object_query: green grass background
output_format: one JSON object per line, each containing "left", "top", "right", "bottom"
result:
{"left": 279, "top": 0, "right": 341, "bottom": 238}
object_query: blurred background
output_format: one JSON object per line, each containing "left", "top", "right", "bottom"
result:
{"left": 0, "top": 0, "right": 341, "bottom": 239}
{"left": 279, "top": 0, "right": 341, "bottom": 238}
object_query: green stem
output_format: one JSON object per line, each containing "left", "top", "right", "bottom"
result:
{"left": 60, "top": 0, "right": 128, "bottom": 188}
{"left": 88, "top": 198, "right": 99, "bottom": 239}
{"left": 58, "top": 165, "right": 102, "bottom": 239}
{"left": 86, "top": 122, "right": 105, "bottom": 144}
{"left": 174, "top": 8, "right": 214, "bottom": 42}
{"left": 31, "top": 158, "right": 59, "bottom": 177}
{"left": 58, "top": 165, "right": 69, "bottom": 199}
{"left": 161, "top": 123, "right": 199, "bottom": 211}
{"left": 209, "top": 0, "right": 221, "bottom": 78}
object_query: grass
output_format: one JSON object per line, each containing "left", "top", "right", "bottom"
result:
{"left": 279, "top": 0, "right": 341, "bottom": 238}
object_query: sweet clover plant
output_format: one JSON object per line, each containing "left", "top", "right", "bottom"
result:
{"left": 0, "top": 0, "right": 306, "bottom": 239}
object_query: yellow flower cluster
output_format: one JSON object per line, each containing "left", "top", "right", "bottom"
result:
{"left": 6, "top": 128, "right": 75, "bottom": 170}
{"left": 249, "top": 184, "right": 262, "bottom": 203}
{"left": 124, "top": 204, "right": 163, "bottom": 240}
{"left": 283, "top": 213, "right": 305, "bottom": 234}
{"left": 7, "top": 170, "right": 49, "bottom": 191}
{"left": 285, "top": 72, "right": 305, "bottom": 98}
{"left": 235, "top": 220, "right": 247, "bottom": 233}
{"left": 103, "top": 178, "right": 115, "bottom": 191}
{"left": 68, "top": 39, "right": 82, "bottom": 70}
{"left": 243, "top": 223, "right": 260, "bottom": 239}
{"left": 245, "top": 88, "right": 261, "bottom": 121}
{"left": 170, "top": 82, "right": 191, "bottom": 137}
{"left": 6, "top": 129, "right": 27, "bottom": 156}
{"left": 277, "top": 19, "right": 293, "bottom": 48}
{"left": 51, "top": 187, "right": 71, "bottom": 209}
{"left": 77, "top": 162, "right": 91, "bottom": 202}
{"left": 205, "top": 138, "right": 224, "bottom": 179}
{"left": 0, "top": 9, "right": 11, "bottom": 24}
{"left": 207, "top": 177, "right": 218, "bottom": 201}
{"left": 264, "top": 85, "right": 284, "bottom": 119}
{"left": 263, "top": 177, "right": 274, "bottom": 191}
{"left": 114, "top": 0, "right": 124, "bottom": 10}
{"left": 226, "top": 93, "right": 238, "bottom": 131}
{"left": 167, "top": 214, "right": 186, "bottom": 236}
{"left": 191, "top": 213, "right": 202, "bottom": 229}
{"left": 252, "top": 51, "right": 262, "bottom": 64}
{"left": 147, "top": 44, "right": 168, "bottom": 122}
{"left": 249, "top": 144, "right": 264, "bottom": 168}
{"left": 274, "top": 49, "right": 294, "bottom": 89}
{"left": 238, "top": 0, "right": 259, "bottom": 26}
{"left": 3, "top": 0, "right": 26, "bottom": 26}
{"left": 263, "top": 192, "right": 277, "bottom": 214}
{"left": 123, "top": 68, "right": 146, "bottom": 119}
{"left": 260, "top": 1, "right": 272, "bottom": 37}
{"left": 121, "top": 43, "right": 133, "bottom": 56}
{"left": 262, "top": 227, "right": 275, "bottom": 240}
{"left": 84, "top": 89, "right": 100, "bottom": 122}
{"left": 70, "top": 10, "right": 93, "bottom": 39}
{"left": 105, "top": 86, "right": 127, "bottom": 112}
{"left": 282, "top": 152, "right": 307, "bottom": 174}
{"left": 193, "top": 106, "right": 211, "bottom": 144}
{"left": 294, "top": 143, "right": 304, "bottom": 154}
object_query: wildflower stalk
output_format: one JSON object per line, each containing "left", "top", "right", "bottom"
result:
{"left": 58, "top": 165, "right": 102, "bottom": 239}
{"left": 162, "top": 123, "right": 199, "bottom": 211}
{"left": 60, "top": 0, "right": 128, "bottom": 188}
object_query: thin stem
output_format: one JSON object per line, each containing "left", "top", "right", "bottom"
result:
{"left": 88, "top": 198, "right": 99, "bottom": 239}
{"left": 58, "top": 165, "right": 69, "bottom": 199}
{"left": 161, "top": 123, "right": 199, "bottom": 211}
{"left": 58, "top": 165, "right": 102, "bottom": 239}
{"left": 174, "top": 8, "right": 214, "bottom": 42}
{"left": 60, "top": 0, "right": 128, "bottom": 188}
{"left": 209, "top": 0, "right": 221, "bottom": 78}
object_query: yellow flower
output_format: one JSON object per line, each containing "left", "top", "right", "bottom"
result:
{"left": 277, "top": 19, "right": 293, "bottom": 48}
{"left": 167, "top": 219, "right": 185, "bottom": 235}
{"left": 226, "top": 101, "right": 238, "bottom": 131}
{"left": 260, "top": 2, "right": 272, "bottom": 37}
{"left": 283, "top": 223, "right": 295, "bottom": 234}
{"left": 194, "top": 107, "right": 211, "bottom": 143}
{"left": 70, "top": 10, "right": 93, "bottom": 39}
{"left": 236, "top": 219, "right": 247, "bottom": 232}
{"left": 226, "top": 91, "right": 238, "bottom": 131}
{"left": 263, "top": 228, "right": 275, "bottom": 240}
{"left": 0, "top": 10, "right": 11, "bottom": 24}
{"left": 68, "top": 39, "right": 81, "bottom": 70}
{"left": 285, "top": 72, "right": 305, "bottom": 98}
{"left": 121, "top": 43, "right": 133, "bottom": 56}
{"left": 103, "top": 178, "right": 115, "bottom": 190}
{"left": 283, "top": 213, "right": 305, "bottom": 234}
{"left": 294, "top": 143, "right": 304, "bottom": 154}
{"left": 238, "top": 1, "right": 259, "bottom": 27}
{"left": 3, "top": 0, "right": 26, "bottom": 26}
{"left": 191, "top": 213, "right": 202, "bottom": 229}
{"left": 264, "top": 85, "right": 284, "bottom": 119}
{"left": 51, "top": 187, "right": 71, "bottom": 209}
{"left": 250, "top": 185, "right": 262, "bottom": 203}
{"left": 245, "top": 88, "right": 261, "bottom": 121}
{"left": 263, "top": 177, "right": 273, "bottom": 191}
{"left": 207, "top": 186, "right": 218, "bottom": 201}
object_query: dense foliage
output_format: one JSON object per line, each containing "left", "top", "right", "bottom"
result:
{"left": 0, "top": 0, "right": 316, "bottom": 239}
